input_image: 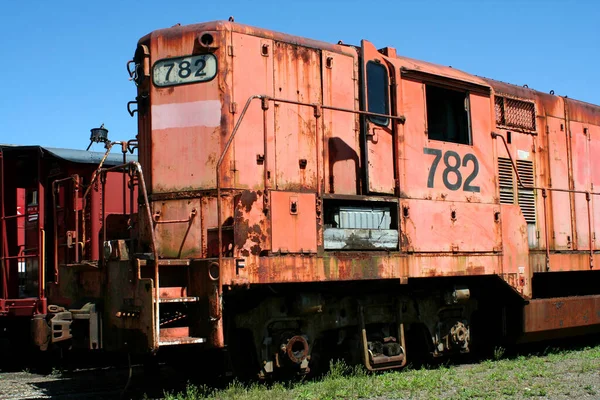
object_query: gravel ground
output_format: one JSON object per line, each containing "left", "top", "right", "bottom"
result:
{"left": 0, "top": 363, "right": 190, "bottom": 400}
{"left": 1, "top": 342, "right": 599, "bottom": 400}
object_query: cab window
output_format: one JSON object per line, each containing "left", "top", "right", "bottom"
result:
{"left": 426, "top": 85, "right": 471, "bottom": 145}
{"left": 367, "top": 61, "right": 389, "bottom": 126}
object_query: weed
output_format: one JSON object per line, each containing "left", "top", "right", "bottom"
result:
{"left": 493, "top": 346, "right": 505, "bottom": 360}
{"left": 584, "top": 385, "right": 597, "bottom": 395}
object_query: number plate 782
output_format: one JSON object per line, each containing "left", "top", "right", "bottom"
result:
{"left": 423, "top": 147, "right": 480, "bottom": 192}
{"left": 153, "top": 54, "right": 218, "bottom": 87}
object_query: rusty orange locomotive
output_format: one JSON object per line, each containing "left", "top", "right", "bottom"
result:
{"left": 1, "top": 20, "right": 599, "bottom": 376}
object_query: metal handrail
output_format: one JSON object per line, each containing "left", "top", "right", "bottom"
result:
{"left": 0, "top": 152, "right": 9, "bottom": 299}
{"left": 215, "top": 94, "right": 407, "bottom": 277}
{"left": 98, "top": 161, "right": 159, "bottom": 342}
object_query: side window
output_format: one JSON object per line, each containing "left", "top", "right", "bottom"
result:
{"left": 426, "top": 85, "right": 471, "bottom": 145}
{"left": 366, "top": 61, "right": 389, "bottom": 126}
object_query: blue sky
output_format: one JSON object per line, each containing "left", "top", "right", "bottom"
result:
{"left": 0, "top": 0, "right": 598, "bottom": 150}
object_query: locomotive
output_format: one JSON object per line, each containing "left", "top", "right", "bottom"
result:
{"left": 1, "top": 20, "right": 599, "bottom": 377}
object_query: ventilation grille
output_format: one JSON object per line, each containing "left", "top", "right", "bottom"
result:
{"left": 495, "top": 97, "right": 505, "bottom": 126}
{"left": 495, "top": 96, "right": 536, "bottom": 131}
{"left": 497, "top": 158, "right": 537, "bottom": 224}
{"left": 498, "top": 157, "right": 515, "bottom": 204}
{"left": 516, "top": 160, "right": 536, "bottom": 224}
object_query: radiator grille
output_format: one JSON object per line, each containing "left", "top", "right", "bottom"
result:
{"left": 498, "top": 157, "right": 536, "bottom": 224}
{"left": 498, "top": 157, "right": 515, "bottom": 204}
{"left": 516, "top": 159, "right": 536, "bottom": 224}
{"left": 495, "top": 96, "right": 536, "bottom": 131}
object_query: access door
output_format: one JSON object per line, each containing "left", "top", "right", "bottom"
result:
{"left": 360, "top": 40, "right": 396, "bottom": 195}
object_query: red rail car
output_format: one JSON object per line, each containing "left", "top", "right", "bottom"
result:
{"left": 2, "top": 21, "right": 600, "bottom": 377}
{"left": 0, "top": 144, "right": 136, "bottom": 353}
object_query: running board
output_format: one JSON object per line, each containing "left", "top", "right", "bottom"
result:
{"left": 519, "top": 294, "right": 600, "bottom": 342}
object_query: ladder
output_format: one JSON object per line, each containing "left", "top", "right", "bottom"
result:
{"left": 140, "top": 259, "right": 206, "bottom": 347}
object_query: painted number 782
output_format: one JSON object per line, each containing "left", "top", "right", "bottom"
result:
{"left": 423, "top": 147, "right": 480, "bottom": 192}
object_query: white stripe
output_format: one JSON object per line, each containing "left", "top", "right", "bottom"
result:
{"left": 152, "top": 100, "right": 221, "bottom": 130}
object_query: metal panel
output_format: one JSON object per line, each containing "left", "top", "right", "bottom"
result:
{"left": 500, "top": 204, "right": 531, "bottom": 297}
{"left": 401, "top": 199, "right": 500, "bottom": 253}
{"left": 523, "top": 295, "right": 600, "bottom": 333}
{"left": 146, "top": 28, "right": 225, "bottom": 193}
{"left": 590, "top": 124, "right": 600, "bottom": 249}
{"left": 322, "top": 51, "right": 360, "bottom": 195}
{"left": 570, "top": 121, "right": 592, "bottom": 250}
{"left": 231, "top": 33, "right": 274, "bottom": 189}
{"left": 273, "top": 42, "right": 321, "bottom": 191}
{"left": 270, "top": 192, "right": 317, "bottom": 253}
{"left": 233, "top": 190, "right": 271, "bottom": 257}
{"left": 547, "top": 117, "right": 572, "bottom": 249}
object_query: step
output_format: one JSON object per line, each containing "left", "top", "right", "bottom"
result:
{"left": 159, "top": 327, "right": 206, "bottom": 346}
{"left": 159, "top": 336, "right": 207, "bottom": 346}
{"left": 158, "top": 296, "right": 200, "bottom": 303}
{"left": 139, "top": 259, "right": 191, "bottom": 267}
{"left": 159, "top": 286, "right": 188, "bottom": 298}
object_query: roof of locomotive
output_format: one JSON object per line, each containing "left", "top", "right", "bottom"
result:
{"left": 140, "top": 20, "right": 357, "bottom": 56}
{"left": 483, "top": 77, "right": 600, "bottom": 125}
{"left": 0, "top": 145, "right": 137, "bottom": 166}
{"left": 142, "top": 20, "right": 490, "bottom": 87}
{"left": 143, "top": 20, "right": 600, "bottom": 125}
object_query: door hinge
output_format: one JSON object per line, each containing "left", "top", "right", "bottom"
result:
{"left": 230, "top": 102, "right": 237, "bottom": 114}
{"left": 228, "top": 45, "right": 234, "bottom": 57}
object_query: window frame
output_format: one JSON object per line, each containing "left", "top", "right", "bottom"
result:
{"left": 366, "top": 61, "right": 390, "bottom": 127}
{"left": 424, "top": 83, "right": 473, "bottom": 146}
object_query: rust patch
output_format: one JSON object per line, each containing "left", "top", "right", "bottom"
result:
{"left": 234, "top": 207, "right": 250, "bottom": 247}
{"left": 239, "top": 190, "right": 258, "bottom": 213}
{"left": 233, "top": 191, "right": 268, "bottom": 256}
{"left": 250, "top": 244, "right": 261, "bottom": 256}
{"left": 465, "top": 265, "right": 485, "bottom": 275}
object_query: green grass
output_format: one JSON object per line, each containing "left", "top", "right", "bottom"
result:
{"left": 162, "top": 344, "right": 600, "bottom": 400}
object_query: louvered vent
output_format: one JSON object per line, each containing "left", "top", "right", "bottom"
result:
{"left": 494, "top": 96, "right": 536, "bottom": 131}
{"left": 516, "top": 159, "right": 536, "bottom": 224}
{"left": 495, "top": 97, "right": 505, "bottom": 126}
{"left": 498, "top": 157, "right": 515, "bottom": 204}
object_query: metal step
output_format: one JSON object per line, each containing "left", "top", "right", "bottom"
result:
{"left": 158, "top": 296, "right": 200, "bottom": 303}
{"left": 159, "top": 286, "right": 188, "bottom": 298}
{"left": 159, "top": 337, "right": 206, "bottom": 346}
{"left": 139, "top": 259, "right": 191, "bottom": 267}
